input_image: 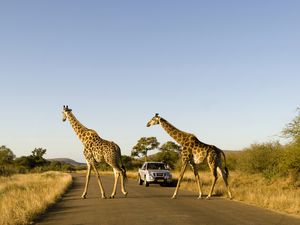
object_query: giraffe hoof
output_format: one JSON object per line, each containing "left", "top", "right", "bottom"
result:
{"left": 123, "top": 192, "right": 128, "bottom": 197}
{"left": 206, "top": 196, "right": 211, "bottom": 200}
{"left": 197, "top": 195, "right": 202, "bottom": 199}
{"left": 171, "top": 195, "right": 177, "bottom": 199}
{"left": 81, "top": 194, "right": 86, "bottom": 199}
{"left": 109, "top": 195, "right": 115, "bottom": 199}
{"left": 101, "top": 195, "right": 107, "bottom": 199}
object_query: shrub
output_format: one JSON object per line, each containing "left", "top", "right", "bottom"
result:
{"left": 224, "top": 151, "right": 241, "bottom": 171}
{"left": 121, "top": 155, "right": 134, "bottom": 170}
{"left": 278, "top": 142, "right": 300, "bottom": 186}
{"left": 237, "top": 142, "right": 283, "bottom": 178}
{"left": 281, "top": 143, "right": 300, "bottom": 172}
{"left": 0, "top": 146, "right": 15, "bottom": 164}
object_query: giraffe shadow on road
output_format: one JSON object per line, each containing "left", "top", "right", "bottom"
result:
{"left": 34, "top": 202, "right": 90, "bottom": 224}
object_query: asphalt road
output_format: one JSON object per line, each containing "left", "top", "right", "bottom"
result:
{"left": 35, "top": 173, "right": 300, "bottom": 225}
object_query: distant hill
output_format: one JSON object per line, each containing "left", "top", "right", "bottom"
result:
{"left": 48, "top": 158, "right": 86, "bottom": 167}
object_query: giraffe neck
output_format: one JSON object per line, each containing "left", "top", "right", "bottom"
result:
{"left": 66, "top": 111, "right": 89, "bottom": 142}
{"left": 159, "top": 118, "right": 190, "bottom": 145}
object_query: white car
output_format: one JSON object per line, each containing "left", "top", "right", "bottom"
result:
{"left": 138, "top": 162, "right": 172, "bottom": 187}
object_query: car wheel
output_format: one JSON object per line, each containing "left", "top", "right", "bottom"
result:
{"left": 160, "top": 182, "right": 166, "bottom": 187}
{"left": 138, "top": 175, "right": 143, "bottom": 185}
{"left": 144, "top": 177, "right": 149, "bottom": 187}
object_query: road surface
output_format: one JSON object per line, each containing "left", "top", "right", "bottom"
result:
{"left": 35, "top": 173, "right": 300, "bottom": 225}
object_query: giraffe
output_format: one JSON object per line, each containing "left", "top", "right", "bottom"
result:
{"left": 62, "top": 105, "right": 128, "bottom": 199}
{"left": 146, "top": 113, "right": 232, "bottom": 200}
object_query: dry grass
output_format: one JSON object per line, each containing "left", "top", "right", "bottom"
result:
{"left": 0, "top": 172, "right": 72, "bottom": 225}
{"left": 173, "top": 170, "right": 300, "bottom": 216}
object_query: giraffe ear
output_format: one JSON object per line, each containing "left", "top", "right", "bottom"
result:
{"left": 63, "top": 105, "right": 65, "bottom": 109}
{"left": 155, "top": 113, "right": 159, "bottom": 117}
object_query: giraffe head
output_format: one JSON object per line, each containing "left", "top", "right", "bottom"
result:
{"left": 146, "top": 113, "right": 161, "bottom": 127}
{"left": 62, "top": 105, "right": 72, "bottom": 122}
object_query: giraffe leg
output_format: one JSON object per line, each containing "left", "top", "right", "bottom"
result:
{"left": 217, "top": 167, "right": 233, "bottom": 199}
{"left": 172, "top": 161, "right": 188, "bottom": 199}
{"left": 110, "top": 168, "right": 119, "bottom": 198}
{"left": 91, "top": 164, "right": 106, "bottom": 199}
{"left": 207, "top": 166, "right": 218, "bottom": 199}
{"left": 190, "top": 162, "right": 203, "bottom": 199}
{"left": 120, "top": 170, "right": 128, "bottom": 197}
{"left": 81, "top": 163, "right": 92, "bottom": 199}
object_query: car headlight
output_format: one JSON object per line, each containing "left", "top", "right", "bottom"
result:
{"left": 148, "top": 173, "right": 155, "bottom": 180}
{"left": 150, "top": 172, "right": 155, "bottom": 176}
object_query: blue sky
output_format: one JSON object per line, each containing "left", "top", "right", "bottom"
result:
{"left": 0, "top": 1, "right": 299, "bottom": 162}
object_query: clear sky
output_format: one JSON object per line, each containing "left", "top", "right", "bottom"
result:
{"left": 0, "top": 1, "right": 299, "bottom": 163}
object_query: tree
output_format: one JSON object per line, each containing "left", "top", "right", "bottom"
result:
{"left": 14, "top": 156, "right": 35, "bottom": 169}
{"left": 131, "top": 137, "right": 160, "bottom": 161}
{"left": 31, "top": 148, "right": 47, "bottom": 158}
{"left": 282, "top": 108, "right": 300, "bottom": 143}
{"left": 281, "top": 108, "right": 300, "bottom": 182}
{"left": 30, "top": 148, "right": 48, "bottom": 167}
{"left": 0, "top": 145, "right": 15, "bottom": 164}
{"left": 159, "top": 141, "right": 181, "bottom": 153}
{"left": 154, "top": 141, "right": 181, "bottom": 169}
{"left": 14, "top": 148, "right": 48, "bottom": 169}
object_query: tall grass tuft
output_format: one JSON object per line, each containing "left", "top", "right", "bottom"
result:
{"left": 0, "top": 171, "right": 72, "bottom": 225}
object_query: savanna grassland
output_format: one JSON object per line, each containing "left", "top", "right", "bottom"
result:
{"left": 174, "top": 170, "right": 300, "bottom": 216}
{"left": 0, "top": 109, "right": 299, "bottom": 224}
{"left": 0, "top": 172, "right": 72, "bottom": 225}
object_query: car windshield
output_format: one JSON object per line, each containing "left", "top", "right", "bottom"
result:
{"left": 147, "top": 163, "right": 166, "bottom": 170}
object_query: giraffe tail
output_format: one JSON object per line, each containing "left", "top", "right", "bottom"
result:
{"left": 221, "top": 150, "right": 229, "bottom": 177}
{"left": 121, "top": 163, "right": 127, "bottom": 181}
{"left": 115, "top": 144, "right": 127, "bottom": 181}
{"left": 119, "top": 154, "right": 127, "bottom": 181}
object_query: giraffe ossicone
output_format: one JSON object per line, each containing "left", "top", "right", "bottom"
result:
{"left": 146, "top": 113, "right": 232, "bottom": 200}
{"left": 62, "top": 106, "right": 128, "bottom": 199}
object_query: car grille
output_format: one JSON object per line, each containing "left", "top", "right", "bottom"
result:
{"left": 155, "top": 173, "right": 164, "bottom": 177}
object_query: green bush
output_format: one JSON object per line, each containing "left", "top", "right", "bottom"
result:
{"left": 0, "top": 165, "right": 15, "bottom": 176}
{"left": 237, "top": 142, "right": 283, "bottom": 178}
{"left": 0, "top": 146, "right": 15, "bottom": 164}
{"left": 224, "top": 151, "right": 241, "bottom": 171}
{"left": 151, "top": 151, "right": 180, "bottom": 170}
{"left": 233, "top": 140, "right": 300, "bottom": 182}
{"left": 121, "top": 155, "right": 135, "bottom": 170}
{"left": 279, "top": 143, "right": 300, "bottom": 185}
